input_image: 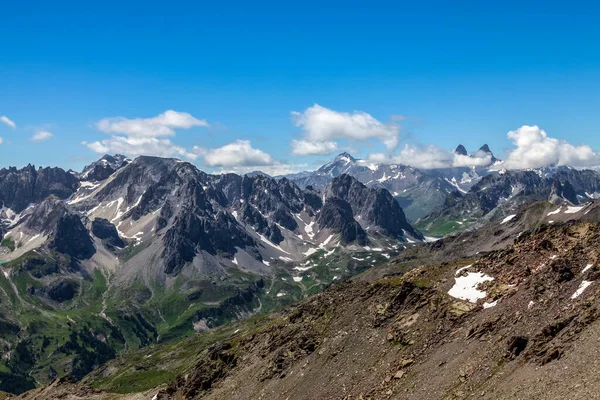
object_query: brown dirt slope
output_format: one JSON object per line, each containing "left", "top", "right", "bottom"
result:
{"left": 15, "top": 220, "right": 600, "bottom": 399}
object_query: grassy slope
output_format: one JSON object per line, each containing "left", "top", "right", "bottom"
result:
{"left": 0, "top": 241, "right": 405, "bottom": 395}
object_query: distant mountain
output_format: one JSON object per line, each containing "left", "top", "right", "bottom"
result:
{"left": 284, "top": 147, "right": 499, "bottom": 221}
{"left": 415, "top": 166, "right": 600, "bottom": 236}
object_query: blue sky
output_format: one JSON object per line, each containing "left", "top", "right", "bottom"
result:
{"left": 2, "top": 1, "right": 600, "bottom": 173}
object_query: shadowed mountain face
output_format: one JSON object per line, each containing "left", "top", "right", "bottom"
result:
{"left": 0, "top": 165, "right": 79, "bottom": 213}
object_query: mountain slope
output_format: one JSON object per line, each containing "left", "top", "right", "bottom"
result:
{"left": 17, "top": 217, "right": 600, "bottom": 400}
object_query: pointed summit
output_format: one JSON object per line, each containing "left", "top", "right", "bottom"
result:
{"left": 454, "top": 145, "right": 468, "bottom": 156}
{"left": 478, "top": 144, "right": 491, "bottom": 153}
{"left": 477, "top": 144, "right": 498, "bottom": 163}
{"left": 317, "top": 152, "right": 357, "bottom": 176}
{"left": 333, "top": 152, "right": 356, "bottom": 163}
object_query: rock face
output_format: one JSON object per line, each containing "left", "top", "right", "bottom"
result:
{"left": 316, "top": 198, "right": 367, "bottom": 245}
{"left": 22, "top": 198, "right": 96, "bottom": 260}
{"left": 0, "top": 165, "right": 79, "bottom": 213}
{"left": 454, "top": 144, "right": 468, "bottom": 156}
{"left": 326, "top": 174, "right": 423, "bottom": 240}
{"left": 91, "top": 218, "right": 125, "bottom": 248}
{"left": 79, "top": 154, "right": 129, "bottom": 181}
{"left": 52, "top": 214, "right": 95, "bottom": 260}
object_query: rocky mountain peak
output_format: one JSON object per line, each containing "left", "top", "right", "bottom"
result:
{"left": 477, "top": 144, "right": 499, "bottom": 163}
{"left": 478, "top": 144, "right": 491, "bottom": 153}
{"left": 454, "top": 144, "right": 468, "bottom": 156}
{"left": 80, "top": 153, "right": 130, "bottom": 181}
{"left": 333, "top": 152, "right": 356, "bottom": 164}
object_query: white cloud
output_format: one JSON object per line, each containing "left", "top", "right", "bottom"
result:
{"left": 193, "top": 140, "right": 305, "bottom": 176}
{"left": 86, "top": 110, "right": 208, "bottom": 159}
{"left": 0, "top": 136, "right": 3, "bottom": 145}
{"left": 0, "top": 116, "right": 16, "bottom": 129}
{"left": 291, "top": 104, "right": 399, "bottom": 150}
{"left": 96, "top": 110, "right": 208, "bottom": 138}
{"left": 216, "top": 163, "right": 307, "bottom": 176}
{"left": 290, "top": 139, "right": 339, "bottom": 155}
{"left": 197, "top": 140, "right": 274, "bottom": 168}
{"left": 499, "top": 125, "right": 600, "bottom": 169}
{"left": 366, "top": 144, "right": 493, "bottom": 169}
{"left": 453, "top": 152, "right": 492, "bottom": 168}
{"left": 395, "top": 144, "right": 454, "bottom": 169}
{"left": 30, "top": 130, "right": 54, "bottom": 142}
{"left": 83, "top": 136, "right": 198, "bottom": 159}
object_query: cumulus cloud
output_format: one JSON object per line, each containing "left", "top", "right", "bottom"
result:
{"left": 367, "top": 145, "right": 493, "bottom": 169}
{"left": 0, "top": 137, "right": 3, "bottom": 145}
{"left": 499, "top": 125, "right": 600, "bottom": 169}
{"left": 291, "top": 104, "right": 399, "bottom": 151}
{"left": 369, "top": 126, "right": 600, "bottom": 170}
{"left": 96, "top": 110, "right": 208, "bottom": 138}
{"left": 216, "top": 163, "right": 307, "bottom": 176}
{"left": 85, "top": 110, "right": 208, "bottom": 159}
{"left": 453, "top": 152, "right": 492, "bottom": 168}
{"left": 290, "top": 139, "right": 339, "bottom": 155}
{"left": 83, "top": 136, "right": 198, "bottom": 159}
{"left": 196, "top": 140, "right": 274, "bottom": 168}
{"left": 30, "top": 130, "right": 54, "bottom": 142}
{"left": 194, "top": 139, "right": 304, "bottom": 176}
{"left": 395, "top": 144, "right": 453, "bottom": 169}
{"left": 0, "top": 116, "right": 16, "bottom": 129}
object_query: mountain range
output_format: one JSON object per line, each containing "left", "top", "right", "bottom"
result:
{"left": 3, "top": 151, "right": 600, "bottom": 398}
{"left": 0, "top": 154, "right": 421, "bottom": 393}
{"left": 284, "top": 145, "right": 498, "bottom": 222}
{"left": 284, "top": 147, "right": 600, "bottom": 237}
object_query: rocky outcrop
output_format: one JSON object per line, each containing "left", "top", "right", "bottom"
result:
{"left": 52, "top": 214, "right": 95, "bottom": 260}
{"left": 79, "top": 154, "right": 129, "bottom": 181}
{"left": 0, "top": 165, "right": 78, "bottom": 213}
{"left": 91, "top": 218, "right": 125, "bottom": 248}
{"left": 326, "top": 174, "right": 423, "bottom": 240}
{"left": 316, "top": 198, "right": 367, "bottom": 245}
{"left": 454, "top": 144, "right": 468, "bottom": 156}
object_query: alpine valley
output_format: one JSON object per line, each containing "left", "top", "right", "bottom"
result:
{"left": 3, "top": 150, "right": 600, "bottom": 399}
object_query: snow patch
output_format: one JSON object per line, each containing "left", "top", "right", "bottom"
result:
{"left": 303, "top": 248, "right": 318, "bottom": 257}
{"left": 448, "top": 272, "right": 494, "bottom": 303}
{"left": 565, "top": 205, "right": 587, "bottom": 214}
{"left": 571, "top": 280, "right": 593, "bottom": 299}
{"left": 483, "top": 300, "right": 498, "bottom": 309}
{"left": 500, "top": 214, "right": 516, "bottom": 224}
